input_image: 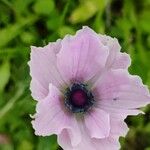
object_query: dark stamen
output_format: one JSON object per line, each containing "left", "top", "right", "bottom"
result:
{"left": 64, "top": 83, "right": 95, "bottom": 113}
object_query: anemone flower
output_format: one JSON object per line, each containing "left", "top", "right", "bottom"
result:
{"left": 29, "top": 26, "right": 150, "bottom": 150}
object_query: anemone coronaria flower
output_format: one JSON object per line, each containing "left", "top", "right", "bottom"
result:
{"left": 29, "top": 26, "right": 150, "bottom": 150}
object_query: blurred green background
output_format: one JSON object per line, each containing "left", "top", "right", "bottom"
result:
{"left": 0, "top": 0, "right": 150, "bottom": 149}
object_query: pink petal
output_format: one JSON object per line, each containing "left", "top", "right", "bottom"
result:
{"left": 58, "top": 129, "right": 73, "bottom": 150}
{"left": 99, "top": 34, "right": 131, "bottom": 69}
{"left": 112, "top": 52, "right": 131, "bottom": 69}
{"left": 58, "top": 122, "right": 120, "bottom": 150}
{"left": 30, "top": 79, "right": 47, "bottom": 100}
{"left": 57, "top": 26, "right": 109, "bottom": 83}
{"left": 95, "top": 69, "right": 150, "bottom": 115}
{"left": 98, "top": 104, "right": 142, "bottom": 119}
{"left": 91, "top": 136, "right": 120, "bottom": 150}
{"left": 70, "top": 123, "right": 94, "bottom": 150}
{"left": 29, "top": 41, "right": 66, "bottom": 100}
{"left": 58, "top": 127, "right": 82, "bottom": 148}
{"left": 84, "top": 108, "right": 110, "bottom": 139}
{"left": 110, "top": 117, "right": 129, "bottom": 137}
{"left": 93, "top": 69, "right": 130, "bottom": 104}
{"left": 32, "top": 84, "right": 81, "bottom": 144}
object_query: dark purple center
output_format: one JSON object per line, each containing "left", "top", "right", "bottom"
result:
{"left": 71, "top": 90, "right": 87, "bottom": 107}
{"left": 64, "top": 83, "right": 94, "bottom": 113}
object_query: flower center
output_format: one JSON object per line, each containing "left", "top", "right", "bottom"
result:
{"left": 64, "top": 83, "right": 94, "bottom": 113}
{"left": 71, "top": 90, "right": 87, "bottom": 107}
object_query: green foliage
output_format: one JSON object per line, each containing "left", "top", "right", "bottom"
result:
{"left": 70, "top": 0, "right": 103, "bottom": 24}
{"left": 0, "top": 61, "right": 10, "bottom": 93}
{"left": 33, "top": 0, "right": 55, "bottom": 15}
{"left": 37, "top": 136, "right": 58, "bottom": 150}
{"left": 0, "top": 0, "right": 150, "bottom": 150}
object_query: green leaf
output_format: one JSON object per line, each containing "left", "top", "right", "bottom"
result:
{"left": 37, "top": 136, "right": 58, "bottom": 150}
{"left": 17, "top": 140, "right": 33, "bottom": 150}
{"left": 0, "top": 61, "right": 10, "bottom": 93}
{"left": 0, "top": 24, "right": 22, "bottom": 48}
{"left": 20, "top": 32, "right": 35, "bottom": 44}
{"left": 70, "top": 0, "right": 106, "bottom": 24}
{"left": 13, "top": 0, "right": 34, "bottom": 14}
{"left": 0, "top": 16, "right": 37, "bottom": 48}
{"left": 33, "top": 0, "right": 55, "bottom": 15}
{"left": 0, "top": 144, "right": 13, "bottom": 150}
{"left": 46, "top": 16, "right": 61, "bottom": 31}
{"left": 139, "top": 10, "right": 150, "bottom": 33}
{"left": 58, "top": 26, "right": 75, "bottom": 38}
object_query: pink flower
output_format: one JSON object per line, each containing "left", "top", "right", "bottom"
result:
{"left": 29, "top": 26, "right": 150, "bottom": 150}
